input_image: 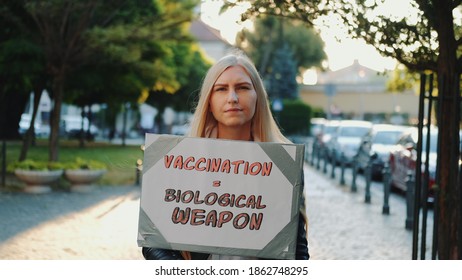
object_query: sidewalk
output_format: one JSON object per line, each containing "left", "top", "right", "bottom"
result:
{"left": 0, "top": 163, "right": 419, "bottom": 260}
{"left": 304, "top": 164, "right": 415, "bottom": 259}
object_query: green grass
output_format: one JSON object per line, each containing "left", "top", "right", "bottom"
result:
{"left": 2, "top": 139, "right": 144, "bottom": 187}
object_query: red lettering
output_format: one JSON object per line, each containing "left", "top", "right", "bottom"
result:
{"left": 232, "top": 160, "right": 244, "bottom": 174}
{"left": 164, "top": 189, "right": 176, "bottom": 202}
{"left": 190, "top": 209, "right": 205, "bottom": 225}
{"left": 235, "top": 195, "right": 246, "bottom": 208}
{"left": 171, "top": 207, "right": 190, "bottom": 224}
{"left": 205, "top": 210, "right": 217, "bottom": 227}
{"left": 195, "top": 158, "right": 206, "bottom": 171}
{"left": 261, "top": 162, "right": 272, "bottom": 176}
{"left": 164, "top": 155, "right": 174, "bottom": 168}
{"left": 173, "top": 156, "right": 184, "bottom": 169}
{"left": 249, "top": 213, "right": 263, "bottom": 230}
{"left": 233, "top": 213, "right": 249, "bottom": 229}
{"left": 249, "top": 162, "right": 262, "bottom": 175}
{"left": 184, "top": 157, "right": 195, "bottom": 170}
{"left": 217, "top": 211, "right": 233, "bottom": 227}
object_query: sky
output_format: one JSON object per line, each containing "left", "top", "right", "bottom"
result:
{"left": 199, "top": 0, "right": 412, "bottom": 74}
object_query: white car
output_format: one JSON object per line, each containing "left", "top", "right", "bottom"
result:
{"left": 330, "top": 120, "right": 373, "bottom": 164}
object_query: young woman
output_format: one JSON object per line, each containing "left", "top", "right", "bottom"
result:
{"left": 142, "top": 51, "right": 309, "bottom": 260}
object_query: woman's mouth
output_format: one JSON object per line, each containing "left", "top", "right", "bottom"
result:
{"left": 226, "top": 108, "right": 242, "bottom": 112}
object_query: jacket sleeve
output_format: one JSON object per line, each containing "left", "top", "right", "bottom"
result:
{"left": 142, "top": 248, "right": 210, "bottom": 260}
{"left": 295, "top": 170, "right": 310, "bottom": 260}
{"left": 296, "top": 215, "right": 309, "bottom": 260}
{"left": 142, "top": 247, "right": 184, "bottom": 260}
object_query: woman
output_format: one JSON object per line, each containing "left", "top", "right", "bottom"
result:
{"left": 142, "top": 51, "right": 309, "bottom": 260}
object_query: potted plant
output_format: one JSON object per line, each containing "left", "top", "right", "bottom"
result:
{"left": 63, "top": 157, "right": 107, "bottom": 192}
{"left": 8, "top": 160, "right": 64, "bottom": 194}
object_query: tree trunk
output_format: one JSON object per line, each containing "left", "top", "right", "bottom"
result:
{"left": 434, "top": 0, "right": 460, "bottom": 260}
{"left": 49, "top": 74, "right": 65, "bottom": 162}
{"left": 19, "top": 88, "right": 44, "bottom": 161}
{"left": 0, "top": 86, "right": 29, "bottom": 140}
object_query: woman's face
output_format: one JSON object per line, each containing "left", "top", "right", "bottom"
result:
{"left": 209, "top": 65, "right": 257, "bottom": 133}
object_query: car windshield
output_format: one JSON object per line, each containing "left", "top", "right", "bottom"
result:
{"left": 339, "top": 127, "right": 370, "bottom": 137}
{"left": 373, "top": 131, "right": 403, "bottom": 145}
{"left": 324, "top": 125, "right": 338, "bottom": 134}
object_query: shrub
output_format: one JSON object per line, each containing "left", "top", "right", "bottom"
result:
{"left": 274, "top": 99, "right": 313, "bottom": 135}
{"left": 64, "top": 157, "right": 107, "bottom": 170}
{"left": 7, "top": 160, "right": 64, "bottom": 172}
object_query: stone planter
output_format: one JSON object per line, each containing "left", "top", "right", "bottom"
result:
{"left": 64, "top": 169, "right": 106, "bottom": 192}
{"left": 14, "top": 169, "right": 64, "bottom": 194}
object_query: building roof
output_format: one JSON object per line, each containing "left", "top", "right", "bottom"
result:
{"left": 189, "top": 19, "right": 229, "bottom": 44}
{"left": 317, "top": 59, "right": 388, "bottom": 85}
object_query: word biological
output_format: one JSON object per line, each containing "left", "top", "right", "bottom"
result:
{"left": 164, "top": 155, "right": 273, "bottom": 176}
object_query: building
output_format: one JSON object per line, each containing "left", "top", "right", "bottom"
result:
{"left": 299, "top": 60, "right": 419, "bottom": 124}
{"left": 189, "top": 19, "right": 233, "bottom": 62}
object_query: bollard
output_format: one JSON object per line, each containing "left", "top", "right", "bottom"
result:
{"left": 340, "top": 152, "right": 346, "bottom": 185}
{"left": 382, "top": 162, "right": 391, "bottom": 215}
{"left": 135, "top": 159, "right": 143, "bottom": 186}
{"left": 405, "top": 171, "right": 415, "bottom": 230}
{"left": 364, "top": 157, "right": 372, "bottom": 203}
{"left": 310, "top": 140, "right": 316, "bottom": 166}
{"left": 316, "top": 146, "right": 321, "bottom": 170}
{"left": 351, "top": 156, "right": 358, "bottom": 192}
{"left": 330, "top": 151, "right": 336, "bottom": 179}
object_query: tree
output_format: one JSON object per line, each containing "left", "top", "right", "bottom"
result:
{"left": 143, "top": 42, "right": 211, "bottom": 133}
{"left": 0, "top": 2, "right": 44, "bottom": 142}
{"left": 236, "top": 15, "right": 327, "bottom": 79}
{"left": 267, "top": 43, "right": 299, "bottom": 100}
{"left": 1, "top": 0, "right": 200, "bottom": 160}
{"left": 224, "top": 0, "right": 462, "bottom": 260}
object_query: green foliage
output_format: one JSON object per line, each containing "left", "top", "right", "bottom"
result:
{"left": 275, "top": 99, "right": 312, "bottom": 135}
{"left": 222, "top": 0, "right": 328, "bottom": 25}
{"left": 386, "top": 65, "right": 421, "bottom": 92}
{"left": 63, "top": 157, "right": 107, "bottom": 170}
{"left": 144, "top": 43, "right": 211, "bottom": 113}
{"left": 7, "top": 159, "right": 64, "bottom": 172}
{"left": 236, "top": 15, "right": 327, "bottom": 78}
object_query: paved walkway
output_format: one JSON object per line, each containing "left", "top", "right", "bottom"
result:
{"left": 0, "top": 163, "right": 430, "bottom": 260}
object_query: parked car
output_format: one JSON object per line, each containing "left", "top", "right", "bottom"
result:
{"left": 356, "top": 124, "right": 409, "bottom": 180}
{"left": 388, "top": 126, "right": 438, "bottom": 201}
{"left": 330, "top": 120, "right": 373, "bottom": 165}
{"left": 319, "top": 120, "right": 340, "bottom": 160}
{"left": 310, "top": 118, "right": 326, "bottom": 137}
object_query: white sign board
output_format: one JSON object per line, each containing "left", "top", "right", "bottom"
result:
{"left": 137, "top": 134, "right": 304, "bottom": 259}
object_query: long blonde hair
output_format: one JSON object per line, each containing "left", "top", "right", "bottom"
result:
{"left": 188, "top": 51, "right": 290, "bottom": 144}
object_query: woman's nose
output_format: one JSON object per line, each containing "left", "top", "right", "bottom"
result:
{"left": 227, "top": 89, "right": 238, "bottom": 103}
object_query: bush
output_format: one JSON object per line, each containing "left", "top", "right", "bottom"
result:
{"left": 63, "top": 157, "right": 107, "bottom": 170}
{"left": 7, "top": 160, "right": 64, "bottom": 172}
{"left": 274, "top": 99, "right": 312, "bottom": 135}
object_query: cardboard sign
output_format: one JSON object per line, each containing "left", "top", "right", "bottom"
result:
{"left": 137, "top": 134, "right": 304, "bottom": 259}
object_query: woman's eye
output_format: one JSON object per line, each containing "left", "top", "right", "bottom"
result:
{"left": 214, "top": 87, "right": 226, "bottom": 92}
